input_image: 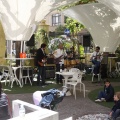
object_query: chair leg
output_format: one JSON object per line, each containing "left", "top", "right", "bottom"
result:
{"left": 92, "top": 74, "right": 94, "bottom": 82}
{"left": 73, "top": 86, "right": 76, "bottom": 100}
{"left": 80, "top": 84, "right": 82, "bottom": 92}
{"left": 5, "top": 76, "right": 8, "bottom": 86}
{"left": 80, "top": 83, "right": 85, "bottom": 98}
{"left": 98, "top": 74, "right": 101, "bottom": 81}
{"left": 73, "top": 86, "right": 74, "bottom": 95}
{"left": 11, "top": 78, "right": 15, "bottom": 88}
{"left": 82, "top": 84, "right": 85, "bottom": 98}
{"left": 21, "top": 78, "right": 24, "bottom": 86}
{"left": 25, "top": 77, "right": 27, "bottom": 84}
{"left": 28, "top": 77, "right": 32, "bottom": 86}
{"left": 8, "top": 78, "right": 11, "bottom": 86}
{"left": 8, "top": 76, "right": 11, "bottom": 86}
{"left": 62, "top": 79, "right": 65, "bottom": 86}
{"left": 16, "top": 79, "right": 22, "bottom": 88}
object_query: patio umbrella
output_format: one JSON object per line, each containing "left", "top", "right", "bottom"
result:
{"left": 0, "top": 0, "right": 80, "bottom": 41}
{"left": 63, "top": 3, "right": 120, "bottom": 52}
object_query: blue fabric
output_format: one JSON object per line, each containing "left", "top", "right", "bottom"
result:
{"left": 112, "top": 109, "right": 120, "bottom": 120}
{"left": 39, "top": 89, "right": 64, "bottom": 108}
{"left": 92, "top": 59, "right": 100, "bottom": 74}
{"left": 39, "top": 94, "right": 54, "bottom": 107}
{"left": 97, "top": 91, "right": 106, "bottom": 99}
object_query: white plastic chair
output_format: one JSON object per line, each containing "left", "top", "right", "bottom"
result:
{"left": 62, "top": 68, "right": 80, "bottom": 86}
{"left": 0, "top": 65, "right": 11, "bottom": 86}
{"left": 69, "top": 68, "right": 80, "bottom": 73}
{"left": 68, "top": 68, "right": 84, "bottom": 81}
{"left": 66, "top": 72, "right": 85, "bottom": 99}
{"left": 70, "top": 67, "right": 85, "bottom": 77}
{"left": 21, "top": 66, "right": 32, "bottom": 86}
{"left": 92, "top": 73, "right": 101, "bottom": 82}
{"left": 91, "top": 65, "right": 101, "bottom": 82}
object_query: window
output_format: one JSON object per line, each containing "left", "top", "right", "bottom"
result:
{"left": 52, "top": 14, "right": 61, "bottom": 26}
{"left": 64, "top": 16, "right": 68, "bottom": 23}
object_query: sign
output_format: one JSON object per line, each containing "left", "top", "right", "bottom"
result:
{"left": 64, "top": 29, "right": 70, "bottom": 35}
{"left": 64, "top": 29, "right": 70, "bottom": 37}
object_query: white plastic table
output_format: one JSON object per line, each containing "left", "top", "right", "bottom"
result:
{"left": 5, "top": 58, "right": 34, "bottom": 66}
{"left": 56, "top": 71, "right": 75, "bottom": 96}
{"left": 56, "top": 72, "right": 74, "bottom": 86}
{"left": 5, "top": 58, "right": 34, "bottom": 87}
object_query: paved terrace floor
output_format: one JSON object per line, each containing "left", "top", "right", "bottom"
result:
{"left": 8, "top": 80, "right": 120, "bottom": 120}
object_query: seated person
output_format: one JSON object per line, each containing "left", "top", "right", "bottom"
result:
{"left": 70, "top": 46, "right": 76, "bottom": 58}
{"left": 95, "top": 80, "right": 114, "bottom": 102}
{"left": 109, "top": 92, "right": 120, "bottom": 120}
{"left": 0, "top": 82, "right": 10, "bottom": 119}
{"left": 90, "top": 46, "right": 103, "bottom": 75}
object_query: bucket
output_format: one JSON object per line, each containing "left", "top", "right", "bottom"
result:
{"left": 20, "top": 53, "right": 26, "bottom": 58}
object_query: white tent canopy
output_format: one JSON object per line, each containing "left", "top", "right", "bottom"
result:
{"left": 97, "top": 0, "right": 120, "bottom": 17}
{"left": 0, "top": 0, "right": 79, "bottom": 41}
{"left": 63, "top": 3, "right": 120, "bottom": 52}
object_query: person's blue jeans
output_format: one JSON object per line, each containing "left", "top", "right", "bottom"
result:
{"left": 112, "top": 109, "right": 120, "bottom": 120}
{"left": 92, "top": 59, "right": 100, "bottom": 74}
{"left": 97, "top": 91, "right": 106, "bottom": 99}
{"left": 37, "top": 66, "right": 46, "bottom": 85}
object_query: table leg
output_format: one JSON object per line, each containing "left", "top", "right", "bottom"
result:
{"left": 63, "top": 76, "right": 71, "bottom": 96}
{"left": 109, "top": 58, "right": 111, "bottom": 72}
{"left": 11, "top": 67, "right": 22, "bottom": 88}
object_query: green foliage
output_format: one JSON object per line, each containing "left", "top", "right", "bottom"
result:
{"left": 59, "top": 0, "right": 97, "bottom": 11}
{"left": 35, "top": 28, "right": 49, "bottom": 45}
{"left": 65, "top": 17, "right": 84, "bottom": 34}
{"left": 64, "top": 42, "right": 73, "bottom": 50}
{"left": 55, "top": 25, "right": 66, "bottom": 33}
{"left": 48, "top": 37, "right": 66, "bottom": 52}
{"left": 76, "top": 0, "right": 97, "bottom": 4}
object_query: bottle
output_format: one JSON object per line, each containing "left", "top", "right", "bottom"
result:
{"left": 19, "top": 104, "right": 25, "bottom": 118}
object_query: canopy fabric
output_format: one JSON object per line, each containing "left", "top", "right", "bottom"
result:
{"left": 35, "top": 0, "right": 80, "bottom": 23}
{"left": 63, "top": 3, "right": 120, "bottom": 52}
{"left": 0, "top": 0, "right": 40, "bottom": 41}
{"left": 0, "top": 0, "right": 79, "bottom": 41}
{"left": 97, "top": 0, "right": 120, "bottom": 17}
